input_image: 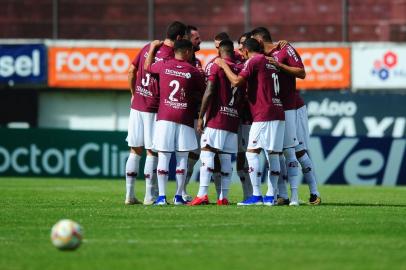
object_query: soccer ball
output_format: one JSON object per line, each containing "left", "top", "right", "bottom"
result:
{"left": 50, "top": 219, "right": 83, "bottom": 250}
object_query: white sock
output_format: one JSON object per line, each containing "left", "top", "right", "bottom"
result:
{"left": 298, "top": 153, "right": 320, "bottom": 196}
{"left": 157, "top": 152, "right": 171, "bottom": 196}
{"left": 183, "top": 157, "right": 198, "bottom": 196}
{"left": 266, "top": 153, "right": 280, "bottom": 197}
{"left": 284, "top": 148, "right": 300, "bottom": 202}
{"left": 278, "top": 155, "right": 289, "bottom": 199}
{"left": 144, "top": 155, "right": 157, "bottom": 200}
{"left": 246, "top": 152, "right": 261, "bottom": 196}
{"left": 219, "top": 154, "right": 232, "bottom": 200}
{"left": 125, "top": 153, "right": 141, "bottom": 200}
{"left": 198, "top": 151, "right": 215, "bottom": 197}
{"left": 175, "top": 152, "right": 188, "bottom": 196}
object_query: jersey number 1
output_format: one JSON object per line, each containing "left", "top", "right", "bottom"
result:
{"left": 272, "top": 73, "right": 280, "bottom": 96}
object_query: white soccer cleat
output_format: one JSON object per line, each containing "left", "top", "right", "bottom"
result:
{"left": 289, "top": 200, "right": 300, "bottom": 206}
{"left": 143, "top": 197, "right": 156, "bottom": 206}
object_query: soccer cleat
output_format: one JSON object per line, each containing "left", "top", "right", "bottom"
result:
{"left": 263, "top": 196, "right": 275, "bottom": 206}
{"left": 276, "top": 196, "right": 290, "bottom": 206}
{"left": 154, "top": 196, "right": 169, "bottom": 205}
{"left": 188, "top": 195, "right": 209, "bottom": 206}
{"left": 237, "top": 195, "right": 263, "bottom": 206}
{"left": 217, "top": 198, "right": 229, "bottom": 205}
{"left": 309, "top": 194, "right": 322, "bottom": 205}
{"left": 173, "top": 195, "right": 187, "bottom": 205}
{"left": 143, "top": 197, "right": 156, "bottom": 206}
{"left": 182, "top": 194, "right": 193, "bottom": 203}
{"left": 289, "top": 200, "right": 300, "bottom": 206}
{"left": 125, "top": 197, "right": 142, "bottom": 205}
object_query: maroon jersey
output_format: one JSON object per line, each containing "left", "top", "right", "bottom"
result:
{"left": 147, "top": 58, "right": 205, "bottom": 127}
{"left": 269, "top": 43, "right": 304, "bottom": 111}
{"left": 295, "top": 91, "right": 305, "bottom": 109}
{"left": 131, "top": 43, "right": 174, "bottom": 112}
{"left": 205, "top": 58, "right": 243, "bottom": 133}
{"left": 239, "top": 54, "right": 284, "bottom": 122}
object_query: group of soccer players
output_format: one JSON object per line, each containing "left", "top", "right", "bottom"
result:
{"left": 125, "top": 21, "right": 321, "bottom": 206}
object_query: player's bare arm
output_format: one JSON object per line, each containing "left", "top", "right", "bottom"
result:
{"left": 197, "top": 80, "right": 216, "bottom": 134}
{"left": 214, "top": 58, "right": 246, "bottom": 87}
{"left": 128, "top": 64, "right": 137, "bottom": 96}
{"left": 266, "top": 56, "right": 306, "bottom": 79}
{"left": 143, "top": 40, "right": 163, "bottom": 71}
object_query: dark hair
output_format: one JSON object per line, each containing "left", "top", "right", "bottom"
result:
{"left": 186, "top": 25, "right": 198, "bottom": 36}
{"left": 166, "top": 21, "right": 187, "bottom": 41}
{"left": 251, "top": 27, "right": 272, "bottom": 42}
{"left": 218, "top": 39, "right": 234, "bottom": 56}
{"left": 238, "top": 32, "right": 252, "bottom": 44}
{"left": 242, "top": 38, "right": 262, "bottom": 53}
{"left": 214, "top": 32, "right": 230, "bottom": 41}
{"left": 174, "top": 39, "right": 193, "bottom": 53}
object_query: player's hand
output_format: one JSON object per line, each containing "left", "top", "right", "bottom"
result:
{"left": 277, "top": 40, "right": 288, "bottom": 49}
{"left": 266, "top": 56, "right": 279, "bottom": 68}
{"left": 214, "top": 58, "right": 226, "bottom": 68}
{"left": 197, "top": 118, "right": 205, "bottom": 134}
{"left": 151, "top": 40, "right": 163, "bottom": 49}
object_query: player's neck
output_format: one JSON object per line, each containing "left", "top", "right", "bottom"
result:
{"left": 264, "top": 42, "right": 277, "bottom": 54}
{"left": 163, "top": 39, "right": 175, "bottom": 47}
{"left": 175, "top": 55, "right": 187, "bottom": 61}
{"left": 248, "top": 52, "right": 260, "bottom": 58}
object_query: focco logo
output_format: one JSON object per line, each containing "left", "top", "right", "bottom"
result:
{"left": 56, "top": 51, "right": 130, "bottom": 73}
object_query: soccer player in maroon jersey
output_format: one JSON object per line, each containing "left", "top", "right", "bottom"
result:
{"left": 125, "top": 21, "right": 187, "bottom": 205}
{"left": 144, "top": 39, "right": 205, "bottom": 205}
{"left": 251, "top": 27, "right": 321, "bottom": 205}
{"left": 215, "top": 38, "right": 285, "bottom": 206}
{"left": 188, "top": 40, "right": 244, "bottom": 206}
{"left": 182, "top": 25, "right": 203, "bottom": 202}
{"left": 235, "top": 31, "right": 254, "bottom": 200}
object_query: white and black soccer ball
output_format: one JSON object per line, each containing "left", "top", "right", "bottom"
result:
{"left": 50, "top": 219, "right": 83, "bottom": 250}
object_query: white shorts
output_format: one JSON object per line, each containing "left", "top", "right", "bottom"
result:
{"left": 191, "top": 119, "right": 201, "bottom": 155}
{"left": 126, "top": 109, "right": 156, "bottom": 149}
{"left": 201, "top": 127, "right": 238, "bottom": 154}
{"left": 153, "top": 120, "right": 198, "bottom": 152}
{"left": 247, "top": 121, "right": 285, "bottom": 152}
{"left": 283, "top": 110, "right": 299, "bottom": 149}
{"left": 296, "top": 105, "right": 310, "bottom": 152}
{"left": 238, "top": 124, "right": 251, "bottom": 152}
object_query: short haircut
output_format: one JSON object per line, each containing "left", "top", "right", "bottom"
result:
{"left": 166, "top": 21, "right": 187, "bottom": 41}
{"left": 242, "top": 38, "right": 262, "bottom": 53}
{"left": 186, "top": 25, "right": 198, "bottom": 36}
{"left": 218, "top": 39, "right": 234, "bottom": 56}
{"left": 214, "top": 32, "right": 230, "bottom": 41}
{"left": 174, "top": 39, "right": 193, "bottom": 53}
{"left": 251, "top": 26, "right": 273, "bottom": 42}
{"left": 238, "top": 32, "right": 252, "bottom": 44}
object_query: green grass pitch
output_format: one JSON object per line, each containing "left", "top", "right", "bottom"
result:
{"left": 1, "top": 178, "right": 406, "bottom": 270}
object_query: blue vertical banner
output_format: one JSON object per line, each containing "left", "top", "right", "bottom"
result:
{"left": 0, "top": 44, "right": 47, "bottom": 85}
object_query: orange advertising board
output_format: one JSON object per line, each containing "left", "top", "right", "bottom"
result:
{"left": 296, "top": 47, "right": 350, "bottom": 89}
{"left": 196, "top": 49, "right": 218, "bottom": 68}
{"left": 48, "top": 47, "right": 140, "bottom": 89}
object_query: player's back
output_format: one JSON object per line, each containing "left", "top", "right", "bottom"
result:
{"left": 270, "top": 43, "right": 304, "bottom": 111}
{"left": 132, "top": 43, "right": 174, "bottom": 112}
{"left": 156, "top": 59, "right": 204, "bottom": 127}
{"left": 205, "top": 58, "right": 243, "bottom": 133}
{"left": 242, "top": 54, "right": 284, "bottom": 122}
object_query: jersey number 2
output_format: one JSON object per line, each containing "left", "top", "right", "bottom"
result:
{"left": 169, "top": 80, "right": 180, "bottom": 102}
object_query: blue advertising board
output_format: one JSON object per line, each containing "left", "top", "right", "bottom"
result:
{"left": 309, "top": 136, "right": 405, "bottom": 186}
{"left": 0, "top": 44, "right": 47, "bottom": 85}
